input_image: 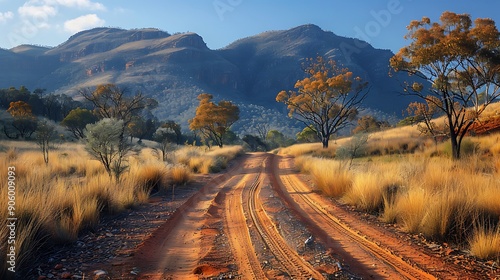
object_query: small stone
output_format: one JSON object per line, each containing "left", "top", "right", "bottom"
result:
{"left": 94, "top": 270, "right": 108, "bottom": 276}
{"left": 61, "top": 272, "right": 72, "bottom": 279}
{"left": 37, "top": 276, "right": 47, "bottom": 280}
{"left": 54, "top": 264, "right": 63, "bottom": 270}
{"left": 47, "top": 273, "right": 54, "bottom": 279}
{"left": 106, "top": 232, "right": 114, "bottom": 237}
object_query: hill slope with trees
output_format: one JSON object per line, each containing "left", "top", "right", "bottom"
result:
{"left": 0, "top": 24, "right": 423, "bottom": 135}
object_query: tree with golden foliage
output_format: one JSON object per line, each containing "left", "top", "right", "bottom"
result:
{"left": 7, "top": 100, "right": 33, "bottom": 117}
{"left": 4, "top": 101, "right": 38, "bottom": 139}
{"left": 390, "top": 11, "right": 500, "bottom": 159}
{"left": 79, "top": 84, "right": 147, "bottom": 126}
{"left": 79, "top": 84, "right": 148, "bottom": 181}
{"left": 189, "top": 93, "right": 239, "bottom": 148}
{"left": 277, "top": 56, "right": 369, "bottom": 148}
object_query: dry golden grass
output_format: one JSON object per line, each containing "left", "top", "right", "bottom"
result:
{"left": 478, "top": 100, "right": 500, "bottom": 119}
{"left": 176, "top": 145, "right": 243, "bottom": 174}
{"left": 176, "top": 146, "right": 210, "bottom": 173}
{"left": 281, "top": 126, "right": 427, "bottom": 158}
{"left": 475, "top": 184, "right": 500, "bottom": 219}
{"left": 280, "top": 138, "right": 352, "bottom": 158}
{"left": 342, "top": 171, "right": 398, "bottom": 213}
{"left": 469, "top": 226, "right": 500, "bottom": 260}
{"left": 0, "top": 140, "right": 245, "bottom": 275}
{"left": 289, "top": 123, "right": 500, "bottom": 259}
{"left": 132, "top": 162, "right": 170, "bottom": 193}
{"left": 393, "top": 187, "right": 428, "bottom": 233}
{"left": 380, "top": 157, "right": 499, "bottom": 244}
{"left": 0, "top": 140, "right": 244, "bottom": 274}
{"left": 294, "top": 155, "right": 314, "bottom": 173}
{"left": 295, "top": 156, "right": 352, "bottom": 197}
{"left": 0, "top": 213, "right": 45, "bottom": 279}
{"left": 280, "top": 142, "right": 326, "bottom": 157}
{"left": 192, "top": 156, "right": 214, "bottom": 174}
{"left": 490, "top": 141, "right": 500, "bottom": 156}
{"left": 170, "top": 165, "right": 192, "bottom": 185}
{"left": 313, "top": 166, "right": 352, "bottom": 197}
{"left": 419, "top": 188, "right": 475, "bottom": 241}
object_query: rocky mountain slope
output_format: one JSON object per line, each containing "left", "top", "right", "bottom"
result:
{"left": 0, "top": 24, "right": 420, "bottom": 135}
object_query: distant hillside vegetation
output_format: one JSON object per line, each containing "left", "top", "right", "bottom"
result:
{"left": 0, "top": 25, "right": 424, "bottom": 135}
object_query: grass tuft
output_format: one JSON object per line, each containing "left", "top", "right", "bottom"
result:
{"left": 469, "top": 226, "right": 500, "bottom": 260}
{"left": 308, "top": 158, "right": 352, "bottom": 197}
{"left": 171, "top": 165, "right": 192, "bottom": 185}
{"left": 133, "top": 163, "right": 169, "bottom": 194}
{"left": 343, "top": 172, "right": 391, "bottom": 213}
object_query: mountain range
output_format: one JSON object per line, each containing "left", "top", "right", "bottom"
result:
{"left": 0, "top": 24, "right": 420, "bottom": 136}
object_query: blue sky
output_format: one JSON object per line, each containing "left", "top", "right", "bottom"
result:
{"left": 1, "top": 0, "right": 500, "bottom": 53}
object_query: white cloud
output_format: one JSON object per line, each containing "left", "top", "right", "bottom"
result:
{"left": 18, "top": 4, "right": 57, "bottom": 19}
{"left": 16, "top": 0, "right": 106, "bottom": 33}
{"left": 28, "top": 0, "right": 106, "bottom": 11}
{"left": 47, "top": 0, "right": 106, "bottom": 11}
{"left": 64, "top": 13, "right": 104, "bottom": 33}
{"left": 0, "top": 11, "right": 14, "bottom": 23}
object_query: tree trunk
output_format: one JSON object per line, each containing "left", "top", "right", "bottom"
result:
{"left": 43, "top": 145, "right": 49, "bottom": 165}
{"left": 450, "top": 134, "right": 460, "bottom": 160}
{"left": 321, "top": 136, "right": 329, "bottom": 148}
{"left": 446, "top": 111, "right": 460, "bottom": 160}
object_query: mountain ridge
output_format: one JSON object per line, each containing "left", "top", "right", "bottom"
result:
{"left": 0, "top": 24, "right": 420, "bottom": 135}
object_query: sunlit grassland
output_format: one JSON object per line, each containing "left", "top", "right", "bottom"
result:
{"left": 289, "top": 125, "right": 500, "bottom": 261}
{"left": 0, "top": 141, "right": 243, "bottom": 276}
{"left": 280, "top": 124, "right": 425, "bottom": 158}
{"left": 176, "top": 145, "right": 244, "bottom": 174}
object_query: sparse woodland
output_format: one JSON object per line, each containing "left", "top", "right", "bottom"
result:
{"left": 1, "top": 10, "right": 500, "bottom": 279}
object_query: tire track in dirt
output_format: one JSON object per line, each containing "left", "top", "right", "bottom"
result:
{"left": 131, "top": 153, "right": 324, "bottom": 279}
{"left": 270, "top": 154, "right": 482, "bottom": 280}
{"left": 131, "top": 155, "right": 250, "bottom": 279}
{"left": 223, "top": 153, "right": 323, "bottom": 279}
{"left": 224, "top": 173, "right": 267, "bottom": 279}
{"left": 245, "top": 154, "right": 324, "bottom": 279}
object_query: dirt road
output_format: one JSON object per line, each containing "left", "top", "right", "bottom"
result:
{"left": 114, "top": 153, "right": 487, "bottom": 279}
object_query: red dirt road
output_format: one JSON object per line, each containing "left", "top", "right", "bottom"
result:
{"left": 108, "top": 153, "right": 492, "bottom": 279}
